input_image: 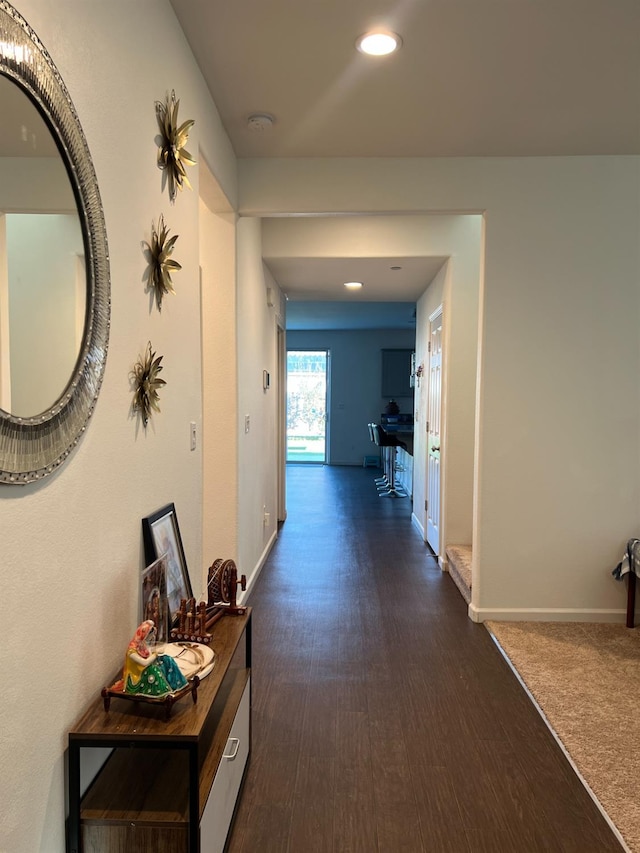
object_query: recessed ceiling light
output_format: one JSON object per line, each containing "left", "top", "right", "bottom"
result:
{"left": 356, "top": 31, "right": 402, "bottom": 56}
{"left": 344, "top": 281, "right": 363, "bottom": 290}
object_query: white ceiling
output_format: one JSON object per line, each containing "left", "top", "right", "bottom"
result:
{"left": 264, "top": 255, "right": 446, "bottom": 301}
{"left": 170, "top": 0, "right": 640, "bottom": 160}
{"left": 169, "top": 0, "right": 640, "bottom": 327}
{"left": 267, "top": 254, "right": 446, "bottom": 329}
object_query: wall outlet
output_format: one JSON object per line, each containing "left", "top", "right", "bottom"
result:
{"left": 190, "top": 421, "right": 196, "bottom": 451}
{"left": 263, "top": 506, "right": 270, "bottom": 526}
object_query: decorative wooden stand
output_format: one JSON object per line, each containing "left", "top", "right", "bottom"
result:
{"left": 101, "top": 676, "right": 199, "bottom": 721}
{"left": 169, "top": 557, "right": 247, "bottom": 644}
{"left": 172, "top": 597, "right": 216, "bottom": 643}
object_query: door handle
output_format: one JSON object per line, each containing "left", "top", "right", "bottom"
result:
{"left": 431, "top": 445, "right": 440, "bottom": 452}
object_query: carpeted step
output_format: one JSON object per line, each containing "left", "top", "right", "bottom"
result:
{"left": 446, "top": 544, "right": 472, "bottom": 604}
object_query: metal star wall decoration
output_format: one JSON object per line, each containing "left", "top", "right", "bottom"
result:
{"left": 131, "top": 342, "right": 166, "bottom": 428}
{"left": 155, "top": 90, "right": 195, "bottom": 202}
{"left": 145, "top": 213, "right": 181, "bottom": 311}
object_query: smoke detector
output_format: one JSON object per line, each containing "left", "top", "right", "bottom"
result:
{"left": 247, "top": 113, "right": 274, "bottom": 132}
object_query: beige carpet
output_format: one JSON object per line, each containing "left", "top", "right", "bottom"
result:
{"left": 486, "top": 621, "right": 640, "bottom": 852}
{"left": 446, "top": 544, "right": 472, "bottom": 604}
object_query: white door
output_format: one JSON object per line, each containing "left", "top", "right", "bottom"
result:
{"left": 426, "top": 307, "right": 443, "bottom": 554}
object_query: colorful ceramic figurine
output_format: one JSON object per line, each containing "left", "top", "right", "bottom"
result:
{"left": 114, "top": 620, "right": 187, "bottom": 698}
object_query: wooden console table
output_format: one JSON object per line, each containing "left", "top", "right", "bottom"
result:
{"left": 67, "top": 609, "right": 251, "bottom": 853}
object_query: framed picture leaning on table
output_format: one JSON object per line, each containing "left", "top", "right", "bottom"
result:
{"left": 142, "top": 502, "right": 193, "bottom": 627}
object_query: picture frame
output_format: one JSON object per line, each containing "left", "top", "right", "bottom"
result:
{"left": 141, "top": 553, "right": 169, "bottom": 643}
{"left": 142, "top": 503, "right": 193, "bottom": 626}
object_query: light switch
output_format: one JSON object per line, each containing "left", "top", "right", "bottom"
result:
{"left": 190, "top": 421, "right": 196, "bottom": 451}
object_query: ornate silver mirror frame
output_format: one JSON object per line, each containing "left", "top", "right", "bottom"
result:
{"left": 0, "top": 1, "right": 110, "bottom": 483}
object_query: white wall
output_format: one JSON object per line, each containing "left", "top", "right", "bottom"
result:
{"left": 0, "top": 2, "right": 237, "bottom": 850}
{"left": 287, "top": 328, "right": 415, "bottom": 466}
{"left": 0, "top": 214, "right": 8, "bottom": 409}
{"left": 0, "top": 156, "right": 75, "bottom": 212}
{"left": 0, "top": 154, "right": 80, "bottom": 415}
{"left": 199, "top": 195, "right": 238, "bottom": 594}
{"left": 236, "top": 217, "right": 282, "bottom": 592}
{"left": 7, "top": 213, "right": 83, "bottom": 415}
{"left": 239, "top": 156, "right": 640, "bottom": 621}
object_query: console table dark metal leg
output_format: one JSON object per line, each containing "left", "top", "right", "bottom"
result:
{"left": 627, "top": 571, "right": 636, "bottom": 628}
{"left": 67, "top": 744, "right": 80, "bottom": 853}
{"left": 189, "top": 744, "right": 200, "bottom": 853}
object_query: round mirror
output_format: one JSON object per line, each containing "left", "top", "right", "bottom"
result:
{"left": 0, "top": 1, "right": 110, "bottom": 484}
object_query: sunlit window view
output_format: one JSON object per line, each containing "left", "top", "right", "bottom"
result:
{"left": 286, "top": 350, "right": 328, "bottom": 463}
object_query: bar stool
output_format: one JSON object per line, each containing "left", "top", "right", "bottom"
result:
{"left": 372, "top": 424, "right": 407, "bottom": 498}
{"left": 367, "top": 423, "right": 387, "bottom": 485}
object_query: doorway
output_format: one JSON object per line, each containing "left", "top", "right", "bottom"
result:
{"left": 286, "top": 349, "right": 329, "bottom": 463}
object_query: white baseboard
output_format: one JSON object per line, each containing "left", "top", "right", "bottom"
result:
{"left": 411, "top": 512, "right": 424, "bottom": 539}
{"left": 239, "top": 528, "right": 278, "bottom": 604}
{"left": 468, "top": 604, "right": 627, "bottom": 624}
{"left": 411, "top": 513, "right": 446, "bottom": 570}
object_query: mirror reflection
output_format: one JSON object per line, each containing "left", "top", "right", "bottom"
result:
{"left": 0, "top": 75, "right": 85, "bottom": 418}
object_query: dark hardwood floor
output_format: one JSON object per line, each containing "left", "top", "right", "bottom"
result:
{"left": 227, "top": 464, "right": 623, "bottom": 853}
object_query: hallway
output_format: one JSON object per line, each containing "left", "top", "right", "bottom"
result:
{"left": 227, "top": 465, "right": 622, "bottom": 853}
